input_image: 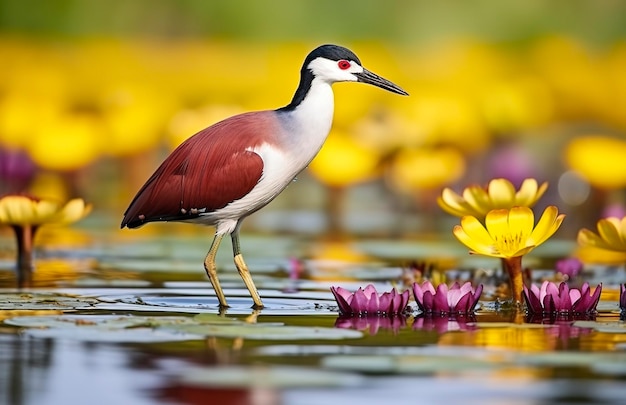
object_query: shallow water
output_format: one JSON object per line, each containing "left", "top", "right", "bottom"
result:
{"left": 1, "top": 225, "right": 625, "bottom": 405}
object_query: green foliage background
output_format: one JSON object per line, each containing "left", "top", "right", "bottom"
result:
{"left": 1, "top": 0, "right": 625, "bottom": 45}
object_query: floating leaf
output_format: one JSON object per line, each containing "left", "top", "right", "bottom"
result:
{"left": 322, "top": 354, "right": 500, "bottom": 374}
{"left": 177, "top": 365, "right": 363, "bottom": 388}
{"left": 113, "top": 293, "right": 337, "bottom": 316}
{"left": 3, "top": 313, "right": 362, "bottom": 342}
{"left": 596, "top": 301, "right": 621, "bottom": 313}
{"left": 573, "top": 320, "right": 626, "bottom": 333}
{"left": 0, "top": 292, "right": 100, "bottom": 311}
{"left": 158, "top": 322, "right": 363, "bottom": 340}
{"left": 592, "top": 362, "right": 626, "bottom": 376}
{"left": 3, "top": 315, "right": 204, "bottom": 343}
{"left": 514, "top": 352, "right": 626, "bottom": 367}
{"left": 0, "top": 309, "right": 63, "bottom": 322}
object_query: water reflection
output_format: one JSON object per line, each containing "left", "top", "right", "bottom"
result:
{"left": 412, "top": 315, "right": 477, "bottom": 334}
{"left": 0, "top": 258, "right": 99, "bottom": 289}
{"left": 158, "top": 384, "right": 278, "bottom": 405}
{"left": 437, "top": 311, "right": 601, "bottom": 352}
{"left": 0, "top": 334, "right": 53, "bottom": 405}
{"left": 0, "top": 333, "right": 168, "bottom": 405}
{"left": 526, "top": 315, "right": 595, "bottom": 351}
{"left": 1, "top": 227, "right": 626, "bottom": 404}
{"left": 334, "top": 315, "right": 407, "bottom": 335}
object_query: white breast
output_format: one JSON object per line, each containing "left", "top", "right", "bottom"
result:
{"left": 200, "top": 78, "right": 336, "bottom": 235}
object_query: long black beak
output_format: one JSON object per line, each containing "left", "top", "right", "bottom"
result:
{"left": 357, "top": 68, "right": 408, "bottom": 96}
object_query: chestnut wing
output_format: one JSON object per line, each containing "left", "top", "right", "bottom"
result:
{"left": 121, "top": 123, "right": 265, "bottom": 229}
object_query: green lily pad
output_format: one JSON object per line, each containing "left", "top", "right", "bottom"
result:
{"left": 0, "top": 292, "right": 101, "bottom": 311}
{"left": 3, "top": 314, "right": 204, "bottom": 343}
{"left": 3, "top": 313, "right": 362, "bottom": 342}
{"left": 178, "top": 365, "right": 363, "bottom": 388}
{"left": 158, "top": 322, "right": 363, "bottom": 340}
{"left": 573, "top": 320, "right": 626, "bottom": 333}
{"left": 514, "top": 352, "right": 626, "bottom": 367}
{"left": 596, "top": 302, "right": 621, "bottom": 313}
{"left": 591, "top": 361, "right": 626, "bottom": 376}
{"left": 321, "top": 354, "right": 499, "bottom": 374}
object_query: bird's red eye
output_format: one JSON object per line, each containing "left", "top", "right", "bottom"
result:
{"left": 338, "top": 60, "right": 351, "bottom": 70}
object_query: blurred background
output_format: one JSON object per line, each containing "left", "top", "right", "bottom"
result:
{"left": 1, "top": 0, "right": 626, "bottom": 240}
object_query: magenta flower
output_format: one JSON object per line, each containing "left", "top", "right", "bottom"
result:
{"left": 330, "top": 285, "right": 410, "bottom": 316}
{"left": 335, "top": 315, "right": 407, "bottom": 334}
{"left": 555, "top": 258, "right": 583, "bottom": 279}
{"left": 620, "top": 284, "right": 626, "bottom": 313}
{"left": 0, "top": 148, "right": 37, "bottom": 194}
{"left": 411, "top": 281, "right": 483, "bottom": 315}
{"left": 523, "top": 281, "right": 602, "bottom": 315}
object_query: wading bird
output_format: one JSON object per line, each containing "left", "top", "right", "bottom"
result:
{"left": 121, "top": 44, "right": 408, "bottom": 308}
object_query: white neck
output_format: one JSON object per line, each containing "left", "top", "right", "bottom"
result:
{"left": 281, "top": 77, "right": 335, "bottom": 156}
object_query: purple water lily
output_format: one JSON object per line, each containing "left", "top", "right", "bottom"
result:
{"left": 555, "top": 258, "right": 583, "bottom": 279}
{"left": 0, "top": 148, "right": 37, "bottom": 194}
{"left": 330, "top": 284, "right": 410, "bottom": 316}
{"left": 523, "top": 281, "right": 602, "bottom": 315}
{"left": 412, "top": 281, "right": 483, "bottom": 315}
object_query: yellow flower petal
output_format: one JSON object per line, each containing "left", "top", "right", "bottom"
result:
{"left": 52, "top": 198, "right": 92, "bottom": 223}
{"left": 515, "top": 179, "right": 548, "bottom": 207}
{"left": 488, "top": 179, "right": 516, "bottom": 208}
{"left": 485, "top": 208, "right": 512, "bottom": 240}
{"left": 453, "top": 206, "right": 561, "bottom": 259}
{"left": 577, "top": 215, "right": 626, "bottom": 253}
{"left": 462, "top": 185, "right": 491, "bottom": 216}
{"left": 621, "top": 217, "right": 626, "bottom": 245}
{"left": 453, "top": 222, "right": 498, "bottom": 257}
{"left": 0, "top": 195, "right": 90, "bottom": 226}
{"left": 508, "top": 206, "right": 535, "bottom": 239}
{"left": 438, "top": 189, "right": 476, "bottom": 217}
{"left": 459, "top": 215, "right": 494, "bottom": 244}
{"left": 33, "top": 200, "right": 60, "bottom": 223}
{"left": 596, "top": 218, "right": 624, "bottom": 250}
{"left": 529, "top": 206, "right": 564, "bottom": 246}
{"left": 0, "top": 196, "right": 57, "bottom": 225}
{"left": 439, "top": 178, "right": 548, "bottom": 219}
{"left": 577, "top": 228, "right": 612, "bottom": 250}
{"left": 0, "top": 196, "right": 25, "bottom": 223}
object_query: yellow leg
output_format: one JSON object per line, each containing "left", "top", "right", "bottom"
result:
{"left": 232, "top": 232, "right": 264, "bottom": 309}
{"left": 204, "top": 234, "right": 229, "bottom": 308}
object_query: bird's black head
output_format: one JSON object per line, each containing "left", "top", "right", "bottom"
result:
{"left": 279, "top": 44, "right": 407, "bottom": 111}
{"left": 303, "top": 44, "right": 362, "bottom": 69}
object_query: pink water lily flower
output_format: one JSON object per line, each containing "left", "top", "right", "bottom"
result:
{"left": 330, "top": 285, "right": 410, "bottom": 316}
{"left": 523, "top": 281, "right": 602, "bottom": 315}
{"left": 412, "top": 281, "right": 483, "bottom": 315}
{"left": 555, "top": 258, "right": 583, "bottom": 279}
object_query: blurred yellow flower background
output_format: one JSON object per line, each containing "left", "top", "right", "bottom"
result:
{"left": 1, "top": 17, "right": 625, "bottom": 235}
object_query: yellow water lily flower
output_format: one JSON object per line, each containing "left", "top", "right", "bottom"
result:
{"left": 577, "top": 216, "right": 626, "bottom": 252}
{"left": 0, "top": 195, "right": 91, "bottom": 225}
{"left": 0, "top": 195, "right": 91, "bottom": 285}
{"left": 438, "top": 178, "right": 548, "bottom": 219}
{"left": 453, "top": 206, "right": 564, "bottom": 258}
{"left": 453, "top": 205, "right": 565, "bottom": 305}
